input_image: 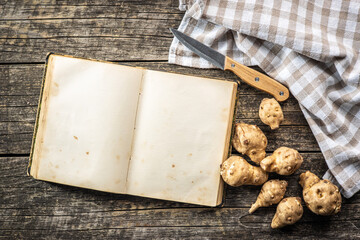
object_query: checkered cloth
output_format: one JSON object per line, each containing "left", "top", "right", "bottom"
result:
{"left": 169, "top": 0, "right": 360, "bottom": 198}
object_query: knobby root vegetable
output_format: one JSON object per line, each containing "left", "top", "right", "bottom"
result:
{"left": 232, "top": 123, "right": 267, "bottom": 165}
{"left": 249, "top": 179, "right": 288, "bottom": 214}
{"left": 271, "top": 197, "right": 303, "bottom": 228}
{"left": 220, "top": 156, "right": 268, "bottom": 187}
{"left": 260, "top": 147, "right": 303, "bottom": 175}
{"left": 259, "top": 98, "right": 284, "bottom": 130}
{"left": 299, "top": 171, "right": 341, "bottom": 215}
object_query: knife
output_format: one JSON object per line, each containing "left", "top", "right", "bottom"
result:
{"left": 170, "top": 28, "right": 289, "bottom": 102}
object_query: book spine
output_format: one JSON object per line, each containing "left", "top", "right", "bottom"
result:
{"left": 124, "top": 69, "right": 145, "bottom": 193}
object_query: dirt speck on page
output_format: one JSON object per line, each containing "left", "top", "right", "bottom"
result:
{"left": 86, "top": 152, "right": 89, "bottom": 155}
{"left": 73, "top": 136, "right": 78, "bottom": 140}
{"left": 172, "top": 164, "right": 175, "bottom": 168}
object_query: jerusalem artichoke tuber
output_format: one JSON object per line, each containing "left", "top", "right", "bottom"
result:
{"left": 299, "top": 171, "right": 341, "bottom": 215}
{"left": 249, "top": 179, "right": 288, "bottom": 214}
{"left": 259, "top": 98, "right": 284, "bottom": 130}
{"left": 220, "top": 156, "right": 268, "bottom": 187}
{"left": 271, "top": 197, "right": 303, "bottom": 228}
{"left": 232, "top": 123, "right": 267, "bottom": 165}
{"left": 260, "top": 147, "right": 303, "bottom": 175}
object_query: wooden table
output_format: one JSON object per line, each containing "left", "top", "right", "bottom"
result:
{"left": 1, "top": 1, "right": 359, "bottom": 239}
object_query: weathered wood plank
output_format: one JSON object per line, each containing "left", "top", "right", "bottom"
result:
{"left": 0, "top": 206, "right": 359, "bottom": 232}
{"left": 0, "top": 17, "right": 181, "bottom": 39}
{"left": 0, "top": 36, "right": 173, "bottom": 63}
{"left": 1, "top": 222, "right": 359, "bottom": 240}
{"left": 0, "top": 156, "right": 359, "bottom": 239}
{"left": 0, "top": 0, "right": 182, "bottom": 63}
{"left": 0, "top": 0, "right": 181, "bottom": 20}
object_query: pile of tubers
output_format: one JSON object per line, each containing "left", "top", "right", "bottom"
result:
{"left": 220, "top": 98, "right": 342, "bottom": 229}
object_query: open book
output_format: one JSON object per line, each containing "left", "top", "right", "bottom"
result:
{"left": 28, "top": 54, "right": 238, "bottom": 206}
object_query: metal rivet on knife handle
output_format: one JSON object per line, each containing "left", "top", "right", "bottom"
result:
{"left": 255, "top": 77, "right": 259, "bottom": 82}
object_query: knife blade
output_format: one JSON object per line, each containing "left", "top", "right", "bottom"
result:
{"left": 170, "top": 28, "right": 289, "bottom": 102}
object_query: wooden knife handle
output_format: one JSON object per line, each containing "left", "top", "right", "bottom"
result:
{"left": 224, "top": 56, "right": 289, "bottom": 102}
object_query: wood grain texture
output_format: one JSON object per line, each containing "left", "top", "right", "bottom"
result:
{"left": 1, "top": 0, "right": 358, "bottom": 239}
{"left": 0, "top": 0, "right": 182, "bottom": 63}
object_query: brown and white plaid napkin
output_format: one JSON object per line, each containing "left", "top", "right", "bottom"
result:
{"left": 169, "top": 0, "right": 360, "bottom": 198}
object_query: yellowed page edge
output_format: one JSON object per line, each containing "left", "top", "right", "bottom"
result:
{"left": 30, "top": 54, "right": 55, "bottom": 179}
{"left": 216, "top": 82, "right": 238, "bottom": 206}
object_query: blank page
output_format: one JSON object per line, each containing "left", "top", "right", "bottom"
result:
{"left": 126, "top": 70, "right": 237, "bottom": 206}
{"left": 31, "top": 55, "right": 143, "bottom": 193}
